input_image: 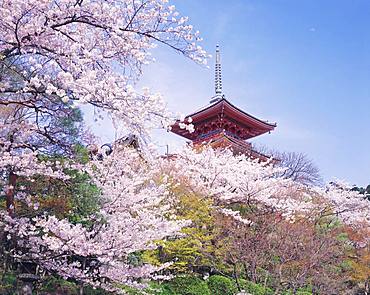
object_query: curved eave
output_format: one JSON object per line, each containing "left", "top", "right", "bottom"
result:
{"left": 223, "top": 99, "right": 276, "bottom": 130}
{"left": 205, "top": 132, "right": 252, "bottom": 151}
{"left": 188, "top": 98, "right": 276, "bottom": 129}
{"left": 170, "top": 98, "right": 276, "bottom": 140}
{"left": 195, "top": 132, "right": 274, "bottom": 161}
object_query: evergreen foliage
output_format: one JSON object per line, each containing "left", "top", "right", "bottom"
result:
{"left": 239, "top": 279, "right": 274, "bottom": 295}
{"left": 0, "top": 272, "right": 16, "bottom": 294}
{"left": 352, "top": 184, "right": 370, "bottom": 201}
{"left": 143, "top": 190, "right": 226, "bottom": 273}
{"left": 162, "top": 276, "right": 211, "bottom": 295}
{"left": 207, "top": 275, "right": 237, "bottom": 295}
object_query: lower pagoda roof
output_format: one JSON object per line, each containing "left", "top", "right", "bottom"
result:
{"left": 171, "top": 97, "right": 276, "bottom": 141}
{"left": 194, "top": 130, "right": 273, "bottom": 162}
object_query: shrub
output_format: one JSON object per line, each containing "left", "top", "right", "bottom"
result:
{"left": 84, "top": 286, "right": 110, "bottom": 295}
{"left": 39, "top": 277, "right": 108, "bottom": 295}
{"left": 0, "top": 272, "right": 16, "bottom": 295}
{"left": 239, "top": 279, "right": 274, "bottom": 295}
{"left": 208, "top": 275, "right": 237, "bottom": 295}
{"left": 143, "top": 282, "right": 171, "bottom": 295}
{"left": 40, "top": 277, "right": 79, "bottom": 294}
{"left": 162, "top": 275, "right": 211, "bottom": 295}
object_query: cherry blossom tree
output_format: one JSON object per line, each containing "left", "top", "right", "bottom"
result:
{"left": 3, "top": 148, "right": 186, "bottom": 291}
{"left": 0, "top": 0, "right": 206, "bottom": 292}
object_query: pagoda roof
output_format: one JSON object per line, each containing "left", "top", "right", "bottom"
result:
{"left": 171, "top": 97, "right": 276, "bottom": 140}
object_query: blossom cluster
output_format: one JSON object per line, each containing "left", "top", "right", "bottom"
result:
{"left": 0, "top": 0, "right": 208, "bottom": 137}
{"left": 2, "top": 148, "right": 185, "bottom": 291}
{"left": 161, "top": 146, "right": 370, "bottom": 227}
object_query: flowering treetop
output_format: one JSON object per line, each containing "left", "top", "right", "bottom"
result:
{"left": 161, "top": 146, "right": 370, "bottom": 228}
{"left": 0, "top": 0, "right": 205, "bottom": 138}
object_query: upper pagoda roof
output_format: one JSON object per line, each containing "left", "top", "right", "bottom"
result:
{"left": 171, "top": 97, "right": 276, "bottom": 140}
{"left": 191, "top": 97, "right": 276, "bottom": 128}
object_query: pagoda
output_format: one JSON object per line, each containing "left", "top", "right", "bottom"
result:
{"left": 171, "top": 45, "right": 276, "bottom": 160}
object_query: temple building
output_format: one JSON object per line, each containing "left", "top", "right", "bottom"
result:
{"left": 171, "top": 45, "right": 276, "bottom": 160}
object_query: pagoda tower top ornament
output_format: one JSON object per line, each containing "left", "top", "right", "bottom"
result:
{"left": 211, "top": 44, "right": 223, "bottom": 103}
{"left": 170, "top": 45, "right": 276, "bottom": 160}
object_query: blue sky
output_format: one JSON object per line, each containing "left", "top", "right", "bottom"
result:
{"left": 87, "top": 0, "right": 370, "bottom": 186}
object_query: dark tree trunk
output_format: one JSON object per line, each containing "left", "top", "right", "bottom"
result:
{"left": 6, "top": 171, "right": 17, "bottom": 217}
{"left": 233, "top": 263, "right": 241, "bottom": 291}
